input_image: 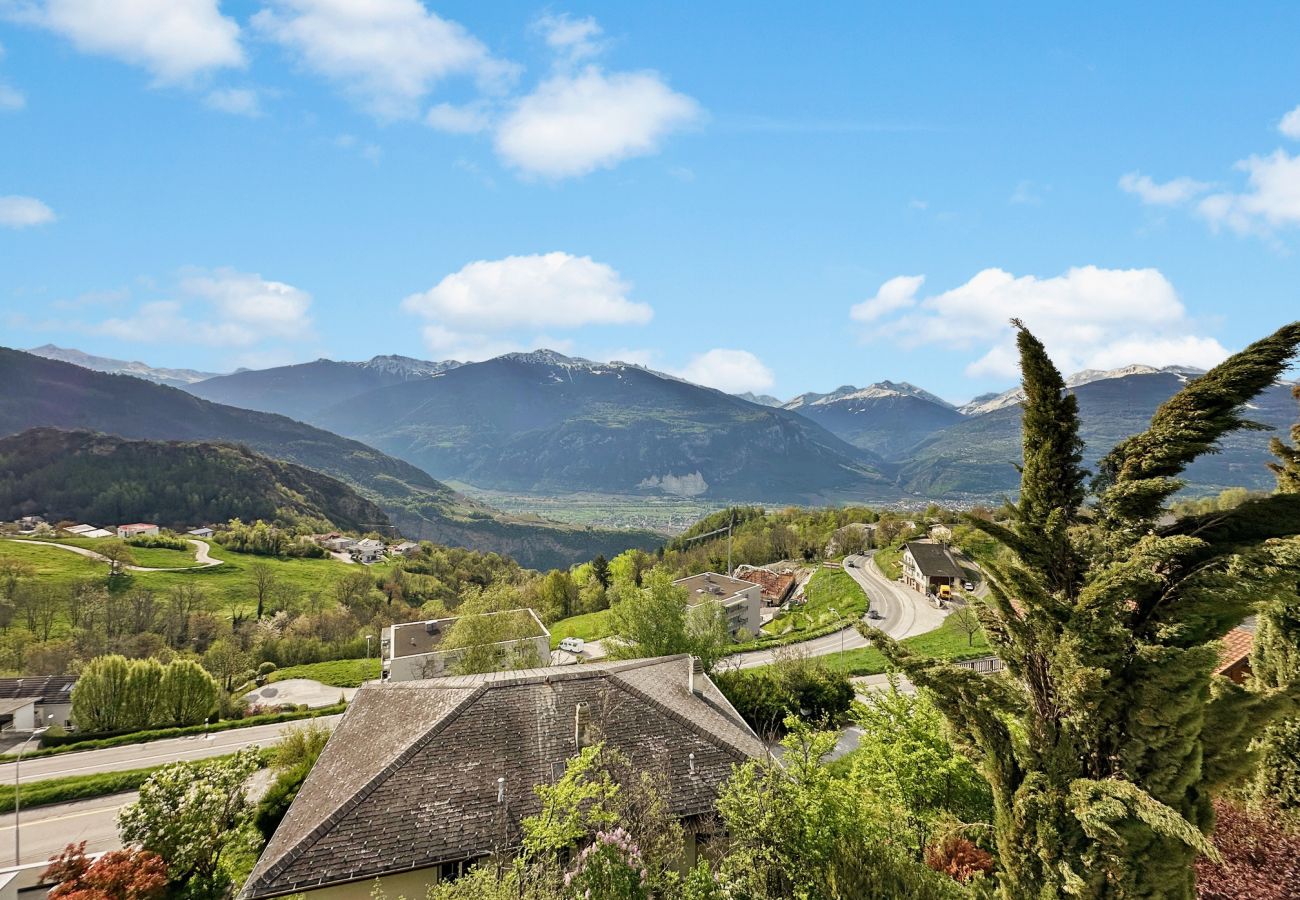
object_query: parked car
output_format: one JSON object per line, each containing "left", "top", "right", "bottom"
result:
{"left": 963, "top": 581, "right": 975, "bottom": 591}
{"left": 558, "top": 637, "right": 585, "bottom": 654}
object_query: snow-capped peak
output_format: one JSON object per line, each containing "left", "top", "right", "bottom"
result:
{"left": 354, "top": 354, "right": 460, "bottom": 377}
{"left": 785, "top": 381, "right": 955, "bottom": 410}
{"left": 959, "top": 364, "right": 1207, "bottom": 416}
{"left": 497, "top": 349, "right": 593, "bottom": 367}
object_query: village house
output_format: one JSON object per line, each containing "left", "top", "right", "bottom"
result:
{"left": 734, "top": 566, "right": 797, "bottom": 606}
{"left": 349, "top": 538, "right": 385, "bottom": 563}
{"left": 901, "top": 540, "right": 964, "bottom": 596}
{"left": 1216, "top": 626, "right": 1255, "bottom": 684}
{"left": 0, "top": 676, "right": 77, "bottom": 730}
{"left": 115, "top": 523, "right": 159, "bottom": 539}
{"left": 14, "top": 516, "right": 46, "bottom": 534}
{"left": 64, "top": 523, "right": 115, "bottom": 538}
{"left": 238, "top": 655, "right": 764, "bottom": 900}
{"left": 389, "top": 540, "right": 421, "bottom": 558}
{"left": 318, "top": 535, "right": 355, "bottom": 553}
{"left": 187, "top": 526, "right": 215, "bottom": 538}
{"left": 383, "top": 610, "right": 551, "bottom": 682}
{"left": 673, "top": 572, "right": 763, "bottom": 640}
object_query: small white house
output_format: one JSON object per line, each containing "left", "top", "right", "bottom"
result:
{"left": 188, "top": 527, "right": 215, "bottom": 538}
{"left": 64, "top": 524, "right": 96, "bottom": 535}
{"left": 80, "top": 528, "right": 114, "bottom": 539}
{"left": 320, "top": 536, "right": 356, "bottom": 553}
{"left": 389, "top": 541, "right": 421, "bottom": 558}
{"left": 116, "top": 523, "right": 159, "bottom": 539}
{"left": 350, "top": 538, "right": 386, "bottom": 564}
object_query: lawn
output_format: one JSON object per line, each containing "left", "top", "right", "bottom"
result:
{"left": 761, "top": 568, "right": 866, "bottom": 637}
{"left": 268, "top": 658, "right": 380, "bottom": 687}
{"left": 547, "top": 608, "right": 614, "bottom": 648}
{"left": 0, "top": 539, "right": 392, "bottom": 637}
{"left": 817, "top": 612, "right": 992, "bottom": 676}
{"left": 19, "top": 535, "right": 208, "bottom": 569}
{"left": 874, "top": 546, "right": 903, "bottom": 581}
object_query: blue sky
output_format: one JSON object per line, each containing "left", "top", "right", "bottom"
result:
{"left": 3, "top": 2, "right": 1300, "bottom": 403}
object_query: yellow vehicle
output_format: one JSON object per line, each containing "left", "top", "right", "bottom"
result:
{"left": 938, "top": 584, "right": 952, "bottom": 602}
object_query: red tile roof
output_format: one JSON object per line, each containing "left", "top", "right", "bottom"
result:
{"left": 1216, "top": 628, "right": 1254, "bottom": 675}
{"left": 735, "top": 569, "right": 796, "bottom": 602}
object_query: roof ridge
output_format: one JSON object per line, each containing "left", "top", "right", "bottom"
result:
{"left": 606, "top": 667, "right": 759, "bottom": 763}
{"left": 244, "top": 684, "right": 487, "bottom": 897}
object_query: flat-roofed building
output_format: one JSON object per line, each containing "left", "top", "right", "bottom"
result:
{"left": 384, "top": 609, "right": 551, "bottom": 682}
{"left": 673, "top": 572, "right": 762, "bottom": 640}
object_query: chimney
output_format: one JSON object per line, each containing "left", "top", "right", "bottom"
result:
{"left": 688, "top": 656, "right": 704, "bottom": 696}
{"left": 574, "top": 701, "right": 592, "bottom": 749}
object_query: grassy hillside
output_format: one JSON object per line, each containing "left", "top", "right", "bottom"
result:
{"left": 0, "top": 428, "right": 390, "bottom": 532}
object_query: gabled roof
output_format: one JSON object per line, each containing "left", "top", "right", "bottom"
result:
{"left": 903, "top": 541, "right": 964, "bottom": 579}
{"left": 1216, "top": 627, "right": 1254, "bottom": 675}
{"left": 240, "top": 656, "right": 763, "bottom": 899}
{"left": 0, "top": 676, "right": 76, "bottom": 703}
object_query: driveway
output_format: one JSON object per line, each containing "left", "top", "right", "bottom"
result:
{"left": 1, "top": 538, "right": 222, "bottom": 572}
{"left": 244, "top": 679, "right": 357, "bottom": 709}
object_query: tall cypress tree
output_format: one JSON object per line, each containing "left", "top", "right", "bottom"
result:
{"left": 864, "top": 320, "right": 1300, "bottom": 898}
{"left": 1250, "top": 384, "right": 1300, "bottom": 808}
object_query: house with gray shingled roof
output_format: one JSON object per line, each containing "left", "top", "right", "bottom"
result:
{"left": 901, "top": 540, "right": 965, "bottom": 597}
{"left": 239, "top": 655, "right": 765, "bottom": 899}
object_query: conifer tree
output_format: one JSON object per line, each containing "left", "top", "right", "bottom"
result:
{"left": 864, "top": 320, "right": 1300, "bottom": 898}
{"left": 1250, "top": 384, "right": 1300, "bottom": 808}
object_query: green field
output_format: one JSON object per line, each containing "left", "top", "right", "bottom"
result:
{"left": 0, "top": 538, "right": 395, "bottom": 636}
{"left": 268, "top": 658, "right": 380, "bottom": 687}
{"left": 13, "top": 535, "right": 208, "bottom": 569}
{"left": 547, "top": 608, "right": 613, "bottom": 648}
{"left": 818, "top": 613, "right": 991, "bottom": 676}
{"left": 761, "top": 568, "right": 866, "bottom": 637}
{"left": 874, "top": 546, "right": 903, "bottom": 581}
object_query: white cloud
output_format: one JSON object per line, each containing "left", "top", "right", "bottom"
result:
{"left": 1280, "top": 105, "right": 1300, "bottom": 140}
{"left": 91, "top": 268, "right": 314, "bottom": 347}
{"left": 1198, "top": 150, "right": 1300, "bottom": 235}
{"left": 252, "top": 0, "right": 515, "bottom": 119}
{"left": 10, "top": 0, "right": 243, "bottom": 82}
{"left": 0, "top": 194, "right": 55, "bottom": 227}
{"left": 205, "top": 87, "right": 261, "bottom": 116}
{"left": 850, "top": 275, "right": 924, "bottom": 323}
{"left": 494, "top": 66, "right": 700, "bottom": 178}
{"left": 1009, "top": 180, "right": 1046, "bottom": 206}
{"left": 426, "top": 101, "right": 490, "bottom": 134}
{"left": 0, "top": 83, "right": 24, "bottom": 110}
{"left": 1118, "top": 171, "right": 1211, "bottom": 206}
{"left": 852, "top": 266, "right": 1228, "bottom": 379}
{"left": 533, "top": 12, "right": 604, "bottom": 65}
{"left": 676, "top": 349, "right": 775, "bottom": 394}
{"left": 403, "top": 252, "right": 652, "bottom": 330}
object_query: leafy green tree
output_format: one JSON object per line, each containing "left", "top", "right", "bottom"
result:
{"left": 607, "top": 569, "right": 729, "bottom": 669}
{"left": 851, "top": 683, "right": 992, "bottom": 856}
{"left": 71, "top": 654, "right": 133, "bottom": 732}
{"left": 863, "top": 319, "right": 1300, "bottom": 898}
{"left": 118, "top": 748, "right": 261, "bottom": 888}
{"left": 608, "top": 548, "right": 652, "bottom": 588}
{"left": 122, "top": 658, "right": 164, "bottom": 731}
{"left": 523, "top": 744, "right": 621, "bottom": 857}
{"left": 97, "top": 540, "right": 135, "bottom": 578}
{"left": 158, "top": 659, "right": 219, "bottom": 726}
{"left": 202, "top": 639, "right": 250, "bottom": 693}
{"left": 1250, "top": 383, "right": 1300, "bottom": 808}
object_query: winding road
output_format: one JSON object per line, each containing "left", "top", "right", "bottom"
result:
{"left": 725, "top": 551, "right": 949, "bottom": 670}
{"left": 2, "top": 538, "right": 222, "bottom": 572}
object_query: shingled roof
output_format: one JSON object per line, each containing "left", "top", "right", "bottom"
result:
{"left": 904, "top": 541, "right": 964, "bottom": 579}
{"left": 239, "top": 655, "right": 764, "bottom": 899}
{"left": 0, "top": 676, "right": 76, "bottom": 704}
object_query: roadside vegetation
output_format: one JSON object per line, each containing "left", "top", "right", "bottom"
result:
{"left": 265, "top": 658, "right": 378, "bottom": 687}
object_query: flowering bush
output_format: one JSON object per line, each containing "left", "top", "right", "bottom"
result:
{"left": 562, "top": 828, "right": 649, "bottom": 900}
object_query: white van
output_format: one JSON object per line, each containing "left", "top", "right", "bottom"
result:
{"left": 558, "top": 637, "right": 586, "bottom": 655}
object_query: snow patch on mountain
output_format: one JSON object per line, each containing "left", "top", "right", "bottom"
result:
{"left": 959, "top": 364, "right": 1208, "bottom": 416}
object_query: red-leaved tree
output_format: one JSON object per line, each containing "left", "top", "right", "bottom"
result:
{"left": 1195, "top": 800, "right": 1300, "bottom": 899}
{"left": 43, "top": 842, "right": 168, "bottom": 900}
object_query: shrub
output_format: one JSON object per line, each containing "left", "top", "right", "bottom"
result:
{"left": 44, "top": 842, "right": 168, "bottom": 900}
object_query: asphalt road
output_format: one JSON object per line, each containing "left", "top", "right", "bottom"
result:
{"left": 0, "top": 792, "right": 131, "bottom": 866}
{"left": 0, "top": 715, "right": 343, "bottom": 785}
{"left": 726, "top": 552, "right": 948, "bottom": 670}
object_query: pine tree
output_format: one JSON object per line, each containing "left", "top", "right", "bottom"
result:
{"left": 863, "top": 320, "right": 1300, "bottom": 898}
{"left": 1250, "top": 384, "right": 1300, "bottom": 808}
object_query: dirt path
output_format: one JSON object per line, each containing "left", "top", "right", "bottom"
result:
{"left": 1, "top": 537, "right": 223, "bottom": 572}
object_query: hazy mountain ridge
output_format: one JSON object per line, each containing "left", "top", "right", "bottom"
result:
{"left": 0, "top": 348, "right": 657, "bottom": 568}
{"left": 27, "top": 344, "right": 220, "bottom": 388}
{"left": 184, "top": 355, "right": 461, "bottom": 422}
{"left": 310, "top": 350, "right": 898, "bottom": 503}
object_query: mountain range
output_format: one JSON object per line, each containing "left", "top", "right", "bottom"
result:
{"left": 0, "top": 348, "right": 659, "bottom": 568}
{"left": 28, "top": 344, "right": 220, "bottom": 389}
{"left": 13, "top": 345, "right": 1299, "bottom": 517}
